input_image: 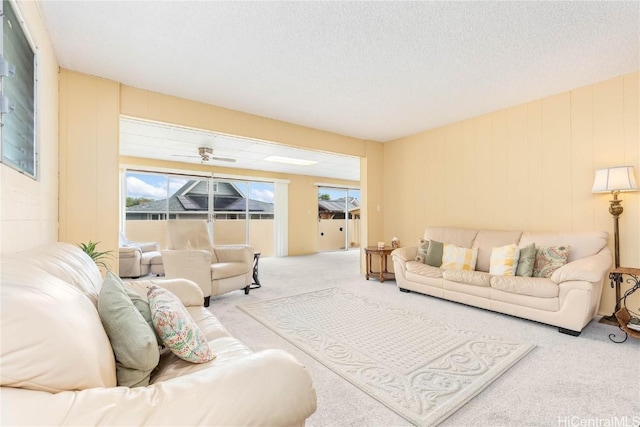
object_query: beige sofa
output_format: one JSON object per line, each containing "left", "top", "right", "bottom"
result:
{"left": 1, "top": 242, "right": 317, "bottom": 426}
{"left": 392, "top": 227, "right": 612, "bottom": 336}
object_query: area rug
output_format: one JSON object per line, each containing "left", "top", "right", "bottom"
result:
{"left": 238, "top": 287, "right": 535, "bottom": 426}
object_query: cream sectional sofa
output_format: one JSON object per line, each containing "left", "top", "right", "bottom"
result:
{"left": 1, "top": 242, "right": 317, "bottom": 426}
{"left": 392, "top": 227, "right": 612, "bottom": 336}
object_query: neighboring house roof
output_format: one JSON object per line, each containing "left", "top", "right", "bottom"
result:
{"left": 318, "top": 197, "right": 360, "bottom": 213}
{"left": 128, "top": 180, "right": 274, "bottom": 213}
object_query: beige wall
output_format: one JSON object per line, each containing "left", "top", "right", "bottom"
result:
{"left": 59, "top": 71, "right": 120, "bottom": 269}
{"left": 383, "top": 72, "right": 639, "bottom": 315}
{"left": 119, "top": 85, "right": 366, "bottom": 158}
{"left": 0, "top": 1, "right": 59, "bottom": 254}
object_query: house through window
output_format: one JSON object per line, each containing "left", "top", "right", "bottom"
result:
{"left": 122, "top": 170, "right": 276, "bottom": 255}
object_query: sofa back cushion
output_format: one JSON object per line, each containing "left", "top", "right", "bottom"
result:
{"left": 472, "top": 230, "right": 523, "bottom": 272}
{"left": 0, "top": 260, "right": 117, "bottom": 392}
{"left": 166, "top": 220, "right": 219, "bottom": 263}
{"left": 519, "top": 231, "right": 608, "bottom": 263}
{"left": 22, "top": 242, "right": 103, "bottom": 306}
{"left": 424, "top": 227, "right": 478, "bottom": 250}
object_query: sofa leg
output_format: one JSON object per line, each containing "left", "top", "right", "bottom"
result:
{"left": 558, "top": 327, "right": 581, "bottom": 337}
{"left": 203, "top": 296, "right": 210, "bottom": 307}
{"left": 399, "top": 288, "right": 411, "bottom": 293}
{"left": 244, "top": 286, "right": 250, "bottom": 295}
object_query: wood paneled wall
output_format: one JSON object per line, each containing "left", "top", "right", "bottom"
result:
{"left": 383, "top": 72, "right": 639, "bottom": 314}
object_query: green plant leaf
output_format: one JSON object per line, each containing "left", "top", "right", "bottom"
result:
{"left": 77, "top": 240, "right": 114, "bottom": 270}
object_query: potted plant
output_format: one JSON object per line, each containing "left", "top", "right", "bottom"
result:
{"left": 78, "top": 240, "right": 113, "bottom": 270}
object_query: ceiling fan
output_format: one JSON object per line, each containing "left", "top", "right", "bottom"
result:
{"left": 173, "top": 147, "right": 236, "bottom": 163}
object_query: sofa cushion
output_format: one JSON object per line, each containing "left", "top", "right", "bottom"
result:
{"left": 443, "top": 269, "right": 491, "bottom": 287}
{"left": 141, "top": 250, "right": 161, "bottom": 266}
{"left": 406, "top": 261, "right": 444, "bottom": 278}
{"left": 472, "top": 230, "right": 523, "bottom": 273}
{"left": 424, "top": 227, "right": 478, "bottom": 249}
{"left": 148, "top": 285, "right": 216, "bottom": 364}
{"left": 516, "top": 243, "right": 536, "bottom": 277}
{"left": 519, "top": 231, "right": 607, "bottom": 262}
{"left": 98, "top": 272, "right": 160, "bottom": 387}
{"left": 442, "top": 244, "right": 478, "bottom": 271}
{"left": 489, "top": 244, "right": 520, "bottom": 276}
{"left": 211, "top": 262, "right": 251, "bottom": 280}
{"left": 415, "top": 238, "right": 429, "bottom": 263}
{"left": 490, "top": 275, "right": 559, "bottom": 298}
{"left": 533, "top": 245, "right": 570, "bottom": 278}
{"left": 1, "top": 261, "right": 116, "bottom": 392}
{"left": 151, "top": 337, "right": 253, "bottom": 384}
{"left": 424, "top": 240, "right": 444, "bottom": 267}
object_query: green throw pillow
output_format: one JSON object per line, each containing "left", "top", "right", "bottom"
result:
{"left": 516, "top": 243, "right": 536, "bottom": 277}
{"left": 98, "top": 272, "right": 160, "bottom": 387}
{"left": 425, "top": 240, "right": 444, "bottom": 267}
{"left": 415, "top": 238, "right": 430, "bottom": 263}
{"left": 123, "top": 281, "right": 162, "bottom": 345}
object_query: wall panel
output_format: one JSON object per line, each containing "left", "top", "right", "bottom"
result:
{"left": 59, "top": 71, "right": 120, "bottom": 270}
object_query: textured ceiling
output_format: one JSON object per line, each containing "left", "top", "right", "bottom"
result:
{"left": 37, "top": 1, "right": 639, "bottom": 143}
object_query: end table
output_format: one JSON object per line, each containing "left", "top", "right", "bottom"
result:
{"left": 364, "top": 246, "right": 395, "bottom": 283}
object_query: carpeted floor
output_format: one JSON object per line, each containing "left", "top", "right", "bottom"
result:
{"left": 209, "top": 250, "right": 640, "bottom": 427}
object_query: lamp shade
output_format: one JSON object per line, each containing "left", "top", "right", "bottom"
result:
{"left": 592, "top": 166, "right": 639, "bottom": 193}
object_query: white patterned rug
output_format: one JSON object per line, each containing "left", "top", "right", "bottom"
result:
{"left": 238, "top": 288, "right": 535, "bottom": 426}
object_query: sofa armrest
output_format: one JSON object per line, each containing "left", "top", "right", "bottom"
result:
{"left": 119, "top": 246, "right": 141, "bottom": 258}
{"left": 213, "top": 245, "right": 254, "bottom": 265}
{"left": 550, "top": 246, "right": 613, "bottom": 284}
{"left": 124, "top": 278, "right": 204, "bottom": 307}
{"left": 161, "top": 249, "right": 213, "bottom": 298}
{"left": 0, "top": 350, "right": 317, "bottom": 426}
{"left": 391, "top": 246, "right": 417, "bottom": 263}
{"left": 138, "top": 242, "right": 160, "bottom": 253}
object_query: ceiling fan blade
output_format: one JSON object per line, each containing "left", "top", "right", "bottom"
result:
{"left": 171, "top": 154, "right": 200, "bottom": 158}
{"left": 211, "top": 156, "right": 236, "bottom": 162}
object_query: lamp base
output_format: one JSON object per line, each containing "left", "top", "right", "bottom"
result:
{"left": 598, "top": 314, "right": 620, "bottom": 326}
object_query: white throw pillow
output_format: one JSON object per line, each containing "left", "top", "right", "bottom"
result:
{"left": 489, "top": 244, "right": 521, "bottom": 276}
{"left": 441, "top": 244, "right": 478, "bottom": 271}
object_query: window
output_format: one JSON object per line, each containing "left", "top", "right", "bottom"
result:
{"left": 122, "top": 170, "right": 277, "bottom": 255}
{"left": 1, "top": 0, "right": 36, "bottom": 178}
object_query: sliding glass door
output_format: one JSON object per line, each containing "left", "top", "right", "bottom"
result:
{"left": 317, "top": 187, "right": 360, "bottom": 252}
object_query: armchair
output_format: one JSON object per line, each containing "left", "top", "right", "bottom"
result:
{"left": 119, "top": 233, "right": 164, "bottom": 279}
{"left": 162, "top": 220, "right": 253, "bottom": 306}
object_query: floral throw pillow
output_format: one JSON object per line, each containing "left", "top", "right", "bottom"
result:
{"left": 147, "top": 285, "right": 216, "bottom": 364}
{"left": 533, "top": 245, "right": 571, "bottom": 278}
{"left": 415, "top": 238, "right": 430, "bottom": 263}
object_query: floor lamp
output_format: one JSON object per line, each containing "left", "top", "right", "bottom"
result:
{"left": 592, "top": 165, "right": 638, "bottom": 322}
